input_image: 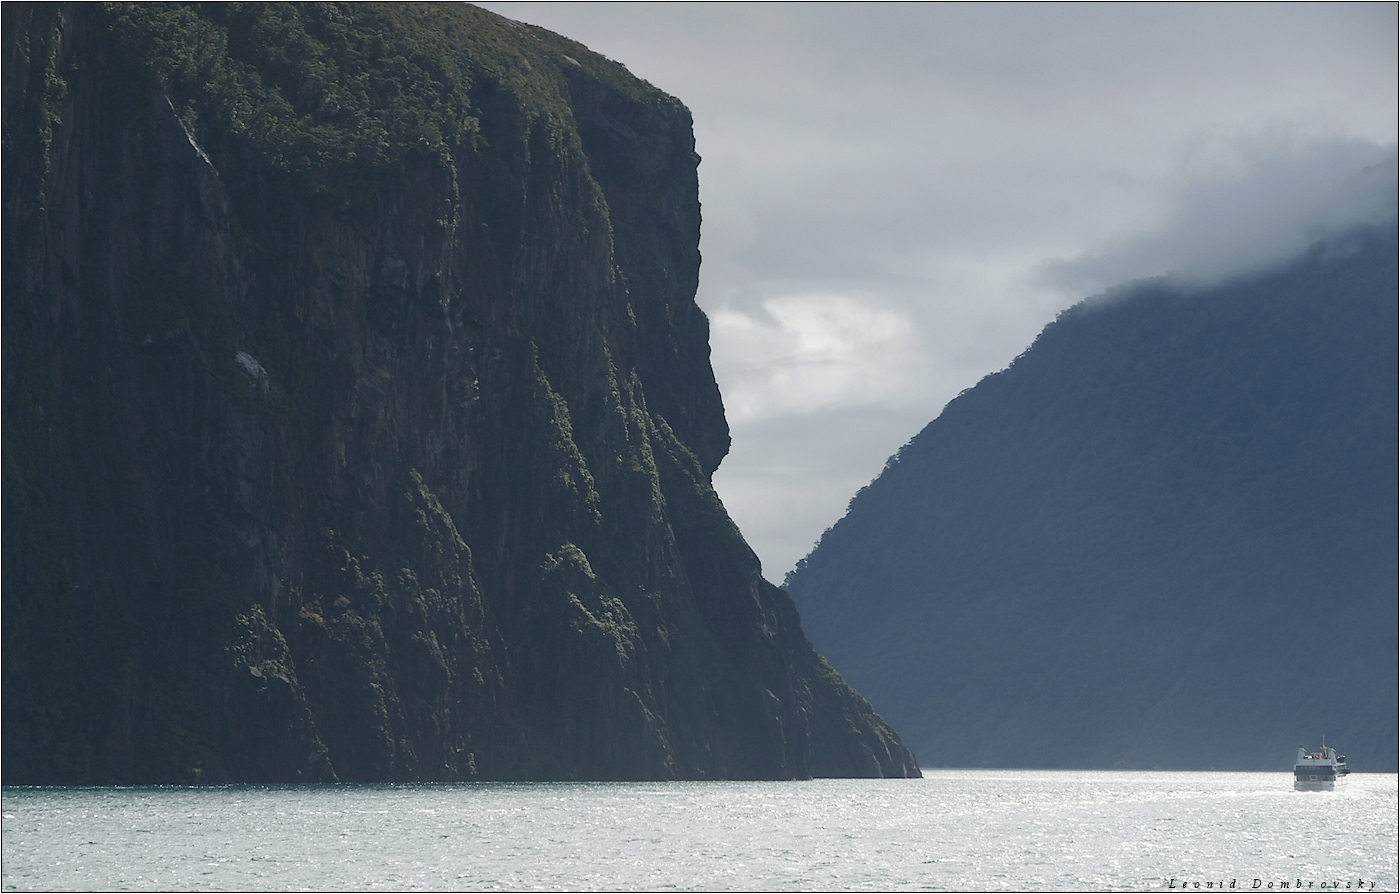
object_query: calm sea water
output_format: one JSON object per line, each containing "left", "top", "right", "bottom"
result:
{"left": 3, "top": 771, "right": 1396, "bottom": 892}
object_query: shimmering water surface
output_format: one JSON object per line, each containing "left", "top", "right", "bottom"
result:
{"left": 3, "top": 771, "right": 1396, "bottom": 892}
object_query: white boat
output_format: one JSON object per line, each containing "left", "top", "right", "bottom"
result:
{"left": 1293, "top": 740, "right": 1349, "bottom": 790}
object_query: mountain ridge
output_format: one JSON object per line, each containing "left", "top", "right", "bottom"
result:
{"left": 787, "top": 224, "right": 1398, "bottom": 771}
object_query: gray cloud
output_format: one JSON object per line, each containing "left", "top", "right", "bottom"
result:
{"left": 1045, "top": 140, "right": 1398, "bottom": 295}
{"left": 479, "top": 2, "right": 1398, "bottom": 578}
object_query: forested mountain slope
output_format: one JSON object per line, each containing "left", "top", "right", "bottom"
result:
{"left": 787, "top": 225, "right": 1397, "bottom": 770}
{"left": 2, "top": 3, "right": 917, "bottom": 783}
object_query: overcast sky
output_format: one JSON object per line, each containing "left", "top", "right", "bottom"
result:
{"left": 477, "top": 2, "right": 1398, "bottom": 581}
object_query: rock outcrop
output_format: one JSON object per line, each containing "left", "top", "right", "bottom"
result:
{"left": 2, "top": 3, "right": 918, "bottom": 783}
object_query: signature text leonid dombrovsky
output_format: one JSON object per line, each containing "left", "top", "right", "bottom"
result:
{"left": 1167, "top": 879, "right": 1377, "bottom": 890}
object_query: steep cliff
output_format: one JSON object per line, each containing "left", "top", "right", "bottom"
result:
{"left": 2, "top": 3, "right": 918, "bottom": 783}
{"left": 787, "top": 225, "right": 1398, "bottom": 770}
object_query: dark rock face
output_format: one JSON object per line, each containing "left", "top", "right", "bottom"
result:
{"left": 2, "top": 3, "right": 918, "bottom": 783}
{"left": 787, "top": 226, "right": 1398, "bottom": 771}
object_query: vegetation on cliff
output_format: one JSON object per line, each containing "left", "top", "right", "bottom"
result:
{"left": 2, "top": 3, "right": 918, "bottom": 783}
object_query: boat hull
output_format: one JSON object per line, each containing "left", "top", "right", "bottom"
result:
{"left": 1293, "top": 777, "right": 1339, "bottom": 791}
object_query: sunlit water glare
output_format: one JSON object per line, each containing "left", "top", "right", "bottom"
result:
{"left": 3, "top": 771, "right": 1395, "bottom": 891}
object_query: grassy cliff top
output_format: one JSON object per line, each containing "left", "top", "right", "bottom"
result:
{"left": 100, "top": 2, "right": 685, "bottom": 186}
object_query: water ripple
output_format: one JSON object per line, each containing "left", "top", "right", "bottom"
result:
{"left": 2, "top": 772, "right": 1396, "bottom": 892}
